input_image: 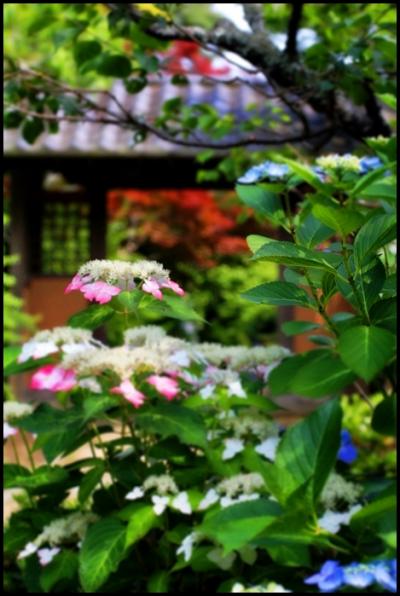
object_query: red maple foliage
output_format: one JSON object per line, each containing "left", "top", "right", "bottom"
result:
{"left": 107, "top": 188, "right": 250, "bottom": 267}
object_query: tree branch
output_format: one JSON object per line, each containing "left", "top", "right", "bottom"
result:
{"left": 242, "top": 4, "right": 266, "bottom": 35}
{"left": 285, "top": 3, "right": 303, "bottom": 59}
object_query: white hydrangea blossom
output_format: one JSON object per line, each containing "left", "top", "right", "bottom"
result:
{"left": 176, "top": 532, "right": 200, "bottom": 562}
{"left": 316, "top": 153, "right": 361, "bottom": 172}
{"left": 220, "top": 493, "right": 260, "bottom": 508}
{"left": 18, "top": 327, "right": 98, "bottom": 363}
{"left": 4, "top": 401, "right": 34, "bottom": 422}
{"left": 78, "top": 259, "right": 170, "bottom": 287}
{"left": 151, "top": 495, "right": 169, "bottom": 516}
{"left": 193, "top": 343, "right": 289, "bottom": 371}
{"left": 318, "top": 504, "right": 362, "bottom": 534}
{"left": 198, "top": 488, "right": 220, "bottom": 511}
{"left": 37, "top": 547, "right": 61, "bottom": 566}
{"left": 217, "top": 473, "right": 265, "bottom": 498}
{"left": 143, "top": 474, "right": 179, "bottom": 495}
{"left": 320, "top": 472, "right": 362, "bottom": 510}
{"left": 222, "top": 438, "right": 245, "bottom": 460}
{"left": 255, "top": 436, "right": 281, "bottom": 461}
{"left": 78, "top": 377, "right": 102, "bottom": 393}
{"left": 125, "top": 487, "right": 145, "bottom": 501}
{"left": 4, "top": 421, "right": 18, "bottom": 439}
{"left": 123, "top": 325, "right": 167, "bottom": 347}
{"left": 232, "top": 582, "right": 292, "bottom": 593}
{"left": 200, "top": 384, "right": 216, "bottom": 400}
{"left": 219, "top": 409, "right": 279, "bottom": 441}
{"left": 17, "top": 542, "right": 38, "bottom": 560}
{"left": 171, "top": 491, "right": 192, "bottom": 515}
{"left": 33, "top": 512, "right": 98, "bottom": 547}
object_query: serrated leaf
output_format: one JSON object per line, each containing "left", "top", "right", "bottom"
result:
{"left": 5, "top": 464, "right": 68, "bottom": 490}
{"left": 246, "top": 234, "right": 272, "bottom": 253}
{"left": 79, "top": 463, "right": 106, "bottom": 504}
{"left": 338, "top": 325, "right": 396, "bottom": 382}
{"left": 354, "top": 214, "right": 396, "bottom": 267}
{"left": 242, "top": 281, "right": 313, "bottom": 308}
{"left": 136, "top": 404, "right": 207, "bottom": 448}
{"left": 272, "top": 399, "right": 342, "bottom": 506}
{"left": 350, "top": 495, "right": 396, "bottom": 548}
{"left": 200, "top": 498, "right": 281, "bottom": 553}
{"left": 40, "top": 550, "right": 78, "bottom": 593}
{"left": 79, "top": 518, "right": 127, "bottom": 593}
{"left": 312, "top": 204, "right": 364, "bottom": 237}
{"left": 296, "top": 213, "right": 334, "bottom": 248}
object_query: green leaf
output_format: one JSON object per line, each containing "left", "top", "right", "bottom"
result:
{"left": 246, "top": 234, "right": 272, "bottom": 253}
{"left": 370, "top": 298, "right": 397, "bottom": 332}
{"left": 40, "top": 550, "right": 78, "bottom": 593}
{"left": 97, "top": 54, "right": 132, "bottom": 77}
{"left": 125, "top": 503, "right": 159, "bottom": 548}
{"left": 372, "top": 395, "right": 396, "bottom": 437}
{"left": 270, "top": 350, "right": 356, "bottom": 398}
{"left": 3, "top": 351, "right": 53, "bottom": 377}
{"left": 79, "top": 463, "right": 106, "bottom": 504}
{"left": 338, "top": 325, "right": 396, "bottom": 382}
{"left": 271, "top": 399, "right": 342, "bottom": 506}
{"left": 312, "top": 204, "right": 364, "bottom": 237}
{"left": 110, "top": 289, "right": 143, "bottom": 313}
{"left": 236, "top": 184, "right": 284, "bottom": 220}
{"left": 359, "top": 181, "right": 396, "bottom": 203}
{"left": 350, "top": 495, "right": 396, "bottom": 549}
{"left": 147, "top": 570, "right": 170, "bottom": 593}
{"left": 351, "top": 162, "right": 396, "bottom": 196}
{"left": 68, "top": 304, "right": 115, "bottom": 330}
{"left": 282, "top": 321, "right": 320, "bottom": 336}
{"left": 251, "top": 240, "right": 340, "bottom": 273}
{"left": 144, "top": 294, "right": 203, "bottom": 322}
{"left": 74, "top": 40, "right": 102, "bottom": 66}
{"left": 5, "top": 464, "right": 68, "bottom": 490}
{"left": 354, "top": 214, "right": 396, "bottom": 267}
{"left": 200, "top": 498, "right": 281, "bottom": 553}
{"left": 22, "top": 118, "right": 44, "bottom": 144}
{"left": 377, "top": 93, "right": 396, "bottom": 110}
{"left": 242, "top": 281, "right": 313, "bottom": 308}
{"left": 296, "top": 214, "right": 334, "bottom": 248}
{"left": 281, "top": 158, "right": 329, "bottom": 194}
{"left": 79, "top": 518, "right": 127, "bottom": 593}
{"left": 136, "top": 403, "right": 207, "bottom": 448}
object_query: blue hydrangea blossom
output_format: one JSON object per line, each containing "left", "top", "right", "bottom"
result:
{"left": 337, "top": 429, "right": 358, "bottom": 464}
{"left": 238, "top": 161, "right": 289, "bottom": 184}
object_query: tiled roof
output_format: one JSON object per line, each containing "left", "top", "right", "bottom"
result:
{"left": 4, "top": 75, "right": 318, "bottom": 157}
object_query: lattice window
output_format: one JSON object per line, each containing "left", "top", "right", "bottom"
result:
{"left": 40, "top": 200, "right": 90, "bottom": 275}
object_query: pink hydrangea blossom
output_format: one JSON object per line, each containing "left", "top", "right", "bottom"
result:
{"left": 30, "top": 365, "right": 77, "bottom": 392}
{"left": 142, "top": 279, "right": 163, "bottom": 300}
{"left": 142, "top": 278, "right": 185, "bottom": 300}
{"left": 4, "top": 422, "right": 18, "bottom": 439}
{"left": 65, "top": 274, "right": 85, "bottom": 294}
{"left": 80, "top": 281, "right": 121, "bottom": 304}
{"left": 161, "top": 279, "right": 185, "bottom": 296}
{"left": 147, "top": 375, "right": 179, "bottom": 400}
{"left": 111, "top": 380, "right": 145, "bottom": 408}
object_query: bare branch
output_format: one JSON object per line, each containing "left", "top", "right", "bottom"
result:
{"left": 285, "top": 3, "right": 303, "bottom": 59}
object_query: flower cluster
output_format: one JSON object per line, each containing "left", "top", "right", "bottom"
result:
{"left": 316, "top": 153, "right": 361, "bottom": 172}
{"left": 18, "top": 327, "right": 97, "bottom": 363}
{"left": 4, "top": 401, "right": 34, "bottom": 439}
{"left": 198, "top": 473, "right": 266, "bottom": 510}
{"left": 337, "top": 429, "right": 358, "bottom": 464}
{"left": 318, "top": 504, "right": 362, "bottom": 534}
{"left": 305, "top": 559, "right": 396, "bottom": 593}
{"left": 232, "top": 582, "right": 291, "bottom": 593}
{"left": 320, "top": 472, "right": 362, "bottom": 510}
{"left": 125, "top": 474, "right": 192, "bottom": 516}
{"left": 238, "top": 161, "right": 290, "bottom": 184}
{"left": 65, "top": 259, "right": 184, "bottom": 304}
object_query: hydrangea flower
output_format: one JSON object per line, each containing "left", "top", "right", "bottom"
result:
{"left": 125, "top": 487, "right": 145, "bottom": 501}
{"left": 255, "top": 436, "right": 280, "bottom": 461}
{"left": 151, "top": 495, "right": 169, "bottom": 516}
{"left": 37, "top": 547, "right": 61, "bottom": 567}
{"left": 80, "top": 281, "right": 121, "bottom": 304}
{"left": 337, "top": 429, "right": 358, "bottom": 464}
{"left": 30, "top": 365, "right": 76, "bottom": 392}
{"left": 359, "top": 156, "right": 382, "bottom": 174}
{"left": 222, "top": 438, "right": 245, "bottom": 460}
{"left": 176, "top": 532, "right": 199, "bottom": 562}
{"left": 238, "top": 161, "right": 289, "bottom": 184}
{"left": 110, "top": 380, "right": 145, "bottom": 408}
{"left": 4, "top": 421, "right": 18, "bottom": 439}
{"left": 304, "top": 560, "right": 345, "bottom": 592}
{"left": 171, "top": 491, "right": 192, "bottom": 514}
{"left": 147, "top": 374, "right": 179, "bottom": 400}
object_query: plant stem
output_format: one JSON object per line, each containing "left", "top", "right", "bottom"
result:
{"left": 304, "top": 271, "right": 339, "bottom": 337}
{"left": 354, "top": 382, "right": 374, "bottom": 411}
{"left": 91, "top": 423, "right": 123, "bottom": 507}
{"left": 10, "top": 435, "right": 21, "bottom": 466}
{"left": 341, "top": 242, "right": 370, "bottom": 324}
{"left": 20, "top": 429, "right": 36, "bottom": 470}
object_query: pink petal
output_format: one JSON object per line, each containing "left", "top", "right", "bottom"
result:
{"left": 147, "top": 375, "right": 179, "bottom": 400}
{"left": 162, "top": 279, "right": 185, "bottom": 296}
{"left": 30, "top": 365, "right": 76, "bottom": 392}
{"left": 80, "top": 281, "right": 121, "bottom": 304}
{"left": 111, "top": 380, "right": 145, "bottom": 408}
{"left": 65, "top": 274, "right": 84, "bottom": 294}
{"left": 142, "top": 279, "right": 163, "bottom": 300}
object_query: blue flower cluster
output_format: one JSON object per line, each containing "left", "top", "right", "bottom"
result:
{"left": 337, "top": 429, "right": 358, "bottom": 464}
{"left": 305, "top": 559, "right": 397, "bottom": 593}
{"left": 359, "top": 155, "right": 382, "bottom": 174}
{"left": 238, "top": 161, "right": 289, "bottom": 184}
